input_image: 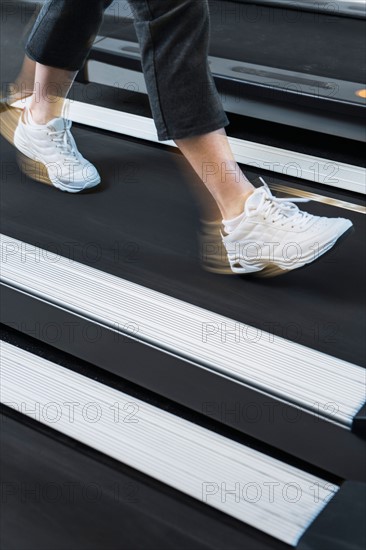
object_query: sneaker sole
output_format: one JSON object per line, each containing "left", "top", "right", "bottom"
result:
{"left": 0, "top": 101, "right": 22, "bottom": 144}
{"left": 254, "top": 225, "right": 355, "bottom": 279}
{"left": 15, "top": 150, "right": 100, "bottom": 193}
{"left": 202, "top": 225, "right": 354, "bottom": 278}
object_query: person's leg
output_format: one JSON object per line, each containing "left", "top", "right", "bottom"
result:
{"left": 129, "top": 0, "right": 228, "bottom": 140}
{"left": 27, "top": 63, "right": 77, "bottom": 124}
{"left": 9, "top": 0, "right": 113, "bottom": 191}
{"left": 130, "top": 0, "right": 352, "bottom": 275}
{"left": 175, "top": 128, "right": 254, "bottom": 220}
{"left": 24, "top": 0, "right": 113, "bottom": 122}
{"left": 2, "top": 2, "right": 41, "bottom": 103}
{"left": 7, "top": 55, "right": 36, "bottom": 101}
{"left": 175, "top": 128, "right": 256, "bottom": 273}
{"left": 6, "top": 0, "right": 112, "bottom": 108}
{"left": 1, "top": 56, "right": 75, "bottom": 145}
{"left": 129, "top": 0, "right": 254, "bottom": 224}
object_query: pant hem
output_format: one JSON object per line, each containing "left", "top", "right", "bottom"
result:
{"left": 158, "top": 116, "right": 230, "bottom": 142}
{"left": 25, "top": 47, "right": 81, "bottom": 72}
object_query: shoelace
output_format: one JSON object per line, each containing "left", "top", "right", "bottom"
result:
{"left": 253, "top": 180, "right": 313, "bottom": 229}
{"left": 48, "top": 127, "right": 81, "bottom": 165}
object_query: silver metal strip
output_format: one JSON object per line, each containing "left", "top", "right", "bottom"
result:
{"left": 92, "top": 36, "right": 365, "bottom": 106}
{"left": 217, "top": 0, "right": 366, "bottom": 19}
{"left": 1, "top": 234, "right": 365, "bottom": 426}
{"left": 17, "top": 0, "right": 366, "bottom": 19}
{"left": 85, "top": 58, "right": 366, "bottom": 144}
{"left": 12, "top": 97, "right": 366, "bottom": 195}
{"left": 0, "top": 341, "right": 338, "bottom": 546}
{"left": 270, "top": 184, "right": 366, "bottom": 214}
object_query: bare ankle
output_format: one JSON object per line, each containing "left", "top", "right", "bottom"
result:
{"left": 27, "top": 93, "right": 65, "bottom": 124}
{"left": 26, "top": 104, "right": 54, "bottom": 125}
{"left": 220, "top": 189, "right": 254, "bottom": 220}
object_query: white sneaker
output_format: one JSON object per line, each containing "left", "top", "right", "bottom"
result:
{"left": 199, "top": 219, "right": 233, "bottom": 274}
{"left": 222, "top": 179, "right": 353, "bottom": 276}
{"left": 13, "top": 109, "right": 101, "bottom": 192}
{"left": 0, "top": 100, "right": 20, "bottom": 144}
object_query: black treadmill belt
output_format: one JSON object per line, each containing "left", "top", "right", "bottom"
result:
{"left": 99, "top": 1, "right": 366, "bottom": 83}
{"left": 1, "top": 128, "right": 364, "bottom": 367}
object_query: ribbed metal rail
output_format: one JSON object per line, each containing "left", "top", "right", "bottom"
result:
{"left": 0, "top": 341, "right": 338, "bottom": 546}
{"left": 1, "top": 234, "right": 365, "bottom": 426}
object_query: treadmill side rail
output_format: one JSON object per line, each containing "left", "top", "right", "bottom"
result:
{"left": 1, "top": 233, "right": 365, "bottom": 427}
{"left": 0, "top": 340, "right": 338, "bottom": 547}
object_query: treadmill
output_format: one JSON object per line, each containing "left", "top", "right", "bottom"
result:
{"left": 1, "top": 1, "right": 366, "bottom": 549}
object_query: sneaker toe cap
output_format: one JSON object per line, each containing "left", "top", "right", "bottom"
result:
{"left": 58, "top": 165, "right": 101, "bottom": 191}
{"left": 330, "top": 217, "right": 353, "bottom": 237}
{"left": 313, "top": 216, "right": 353, "bottom": 236}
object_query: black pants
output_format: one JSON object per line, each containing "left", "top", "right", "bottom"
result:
{"left": 25, "top": 0, "right": 229, "bottom": 141}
